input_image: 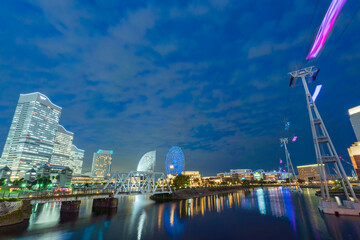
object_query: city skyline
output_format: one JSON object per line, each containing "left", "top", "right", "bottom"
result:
{"left": 0, "top": 1, "right": 360, "bottom": 176}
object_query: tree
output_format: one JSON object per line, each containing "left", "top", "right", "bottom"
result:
{"left": 172, "top": 174, "right": 190, "bottom": 189}
{"left": 0, "top": 178, "right": 6, "bottom": 186}
{"left": 297, "top": 179, "right": 305, "bottom": 184}
{"left": 241, "top": 180, "right": 250, "bottom": 187}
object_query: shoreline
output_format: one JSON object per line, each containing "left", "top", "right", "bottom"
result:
{"left": 151, "top": 185, "right": 269, "bottom": 201}
{"left": 150, "top": 185, "right": 323, "bottom": 201}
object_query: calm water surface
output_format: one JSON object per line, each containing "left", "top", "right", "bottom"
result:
{"left": 1, "top": 187, "right": 360, "bottom": 240}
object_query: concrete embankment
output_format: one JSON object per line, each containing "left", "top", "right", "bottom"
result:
{"left": 150, "top": 186, "right": 250, "bottom": 201}
{"left": 0, "top": 200, "right": 32, "bottom": 227}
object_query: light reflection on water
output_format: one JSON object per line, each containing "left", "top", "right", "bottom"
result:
{"left": 4, "top": 187, "right": 360, "bottom": 240}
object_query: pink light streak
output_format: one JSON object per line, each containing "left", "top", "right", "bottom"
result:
{"left": 306, "top": 0, "right": 347, "bottom": 59}
{"left": 292, "top": 136, "right": 298, "bottom": 142}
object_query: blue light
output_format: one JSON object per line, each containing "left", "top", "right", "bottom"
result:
{"left": 312, "top": 85, "right": 322, "bottom": 102}
{"left": 165, "top": 146, "right": 185, "bottom": 175}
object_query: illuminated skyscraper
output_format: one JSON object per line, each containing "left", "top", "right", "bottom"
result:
{"left": 0, "top": 93, "right": 61, "bottom": 180}
{"left": 91, "top": 149, "right": 113, "bottom": 180}
{"left": 348, "top": 105, "right": 360, "bottom": 179}
{"left": 50, "top": 125, "right": 73, "bottom": 166}
{"left": 349, "top": 105, "right": 360, "bottom": 142}
{"left": 69, "top": 144, "right": 84, "bottom": 174}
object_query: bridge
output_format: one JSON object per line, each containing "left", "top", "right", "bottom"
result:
{"left": 102, "top": 171, "right": 172, "bottom": 195}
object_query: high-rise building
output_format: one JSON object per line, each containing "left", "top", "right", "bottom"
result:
{"left": 349, "top": 105, "right": 360, "bottom": 142}
{"left": 91, "top": 149, "right": 113, "bottom": 180}
{"left": 50, "top": 125, "right": 74, "bottom": 166}
{"left": 69, "top": 144, "right": 84, "bottom": 174}
{"left": 348, "top": 142, "right": 360, "bottom": 179}
{"left": 0, "top": 93, "right": 61, "bottom": 180}
{"left": 348, "top": 105, "right": 360, "bottom": 179}
{"left": 297, "top": 164, "right": 321, "bottom": 182}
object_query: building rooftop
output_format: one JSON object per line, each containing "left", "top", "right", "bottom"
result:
{"left": 349, "top": 105, "right": 360, "bottom": 116}
{"left": 297, "top": 164, "right": 319, "bottom": 168}
{"left": 19, "top": 92, "right": 62, "bottom": 111}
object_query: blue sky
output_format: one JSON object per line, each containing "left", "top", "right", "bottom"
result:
{"left": 0, "top": 0, "right": 359, "bottom": 175}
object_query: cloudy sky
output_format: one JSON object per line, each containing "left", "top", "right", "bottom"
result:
{"left": 0, "top": 0, "right": 359, "bottom": 175}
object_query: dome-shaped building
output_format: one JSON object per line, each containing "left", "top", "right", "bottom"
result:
{"left": 137, "top": 151, "right": 156, "bottom": 172}
{"left": 165, "top": 146, "right": 185, "bottom": 175}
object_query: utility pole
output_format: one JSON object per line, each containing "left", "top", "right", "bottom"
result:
{"left": 280, "top": 138, "right": 301, "bottom": 192}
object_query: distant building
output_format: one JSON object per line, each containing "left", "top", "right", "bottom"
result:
{"left": 91, "top": 149, "right": 113, "bottom": 180}
{"left": 202, "top": 176, "right": 222, "bottom": 185}
{"left": 348, "top": 106, "right": 360, "bottom": 179}
{"left": 69, "top": 145, "right": 84, "bottom": 174}
{"left": 0, "top": 93, "right": 61, "bottom": 180}
{"left": 137, "top": 151, "right": 156, "bottom": 172}
{"left": 71, "top": 174, "right": 93, "bottom": 185}
{"left": 182, "top": 171, "right": 202, "bottom": 186}
{"left": 0, "top": 166, "right": 12, "bottom": 181}
{"left": 50, "top": 125, "right": 73, "bottom": 166}
{"left": 263, "top": 171, "right": 281, "bottom": 182}
{"left": 297, "top": 164, "right": 321, "bottom": 182}
{"left": 349, "top": 105, "right": 360, "bottom": 142}
{"left": 348, "top": 142, "right": 360, "bottom": 179}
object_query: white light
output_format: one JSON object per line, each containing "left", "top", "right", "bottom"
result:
{"left": 312, "top": 85, "right": 322, "bottom": 102}
{"left": 349, "top": 105, "right": 360, "bottom": 116}
{"left": 170, "top": 165, "right": 174, "bottom": 169}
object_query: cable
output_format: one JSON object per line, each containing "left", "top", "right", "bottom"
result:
{"left": 325, "top": 4, "right": 360, "bottom": 58}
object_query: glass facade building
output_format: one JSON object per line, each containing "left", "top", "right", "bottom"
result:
{"left": 69, "top": 144, "right": 84, "bottom": 174}
{"left": 50, "top": 125, "right": 74, "bottom": 167}
{"left": 348, "top": 106, "right": 360, "bottom": 179}
{"left": 137, "top": 150, "right": 156, "bottom": 172}
{"left": 349, "top": 105, "right": 360, "bottom": 142}
{"left": 91, "top": 149, "right": 113, "bottom": 180}
{"left": 0, "top": 93, "right": 61, "bottom": 180}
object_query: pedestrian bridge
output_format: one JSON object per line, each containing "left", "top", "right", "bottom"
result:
{"left": 101, "top": 171, "right": 172, "bottom": 195}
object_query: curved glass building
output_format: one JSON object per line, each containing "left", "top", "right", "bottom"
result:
{"left": 165, "top": 146, "right": 185, "bottom": 175}
{"left": 137, "top": 151, "right": 156, "bottom": 172}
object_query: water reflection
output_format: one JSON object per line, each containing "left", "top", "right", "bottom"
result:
{"left": 4, "top": 187, "right": 360, "bottom": 240}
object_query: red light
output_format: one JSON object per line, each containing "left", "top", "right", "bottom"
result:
{"left": 34, "top": 162, "right": 37, "bottom": 164}
{"left": 40, "top": 139, "right": 43, "bottom": 141}
{"left": 45, "top": 117, "right": 48, "bottom": 119}
{"left": 32, "top": 112, "right": 36, "bottom": 115}
{"left": 20, "top": 160, "right": 23, "bottom": 163}
{"left": 26, "top": 136, "right": 29, "bottom": 138}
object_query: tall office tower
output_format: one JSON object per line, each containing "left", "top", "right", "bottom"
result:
{"left": 91, "top": 149, "right": 113, "bottom": 180}
{"left": 50, "top": 125, "right": 73, "bottom": 166}
{"left": 348, "top": 105, "right": 360, "bottom": 179}
{"left": 0, "top": 93, "right": 61, "bottom": 180}
{"left": 69, "top": 144, "right": 84, "bottom": 174}
{"left": 349, "top": 106, "right": 360, "bottom": 142}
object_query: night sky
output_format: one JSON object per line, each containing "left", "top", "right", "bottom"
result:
{"left": 0, "top": 0, "right": 359, "bottom": 176}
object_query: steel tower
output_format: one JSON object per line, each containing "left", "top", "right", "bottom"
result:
{"left": 289, "top": 67, "right": 360, "bottom": 215}
{"left": 280, "top": 138, "right": 301, "bottom": 192}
